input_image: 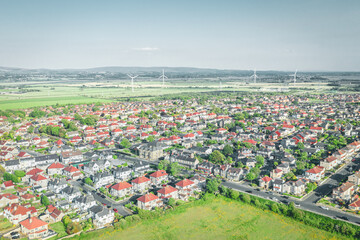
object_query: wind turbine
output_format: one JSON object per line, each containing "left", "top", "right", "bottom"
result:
{"left": 158, "top": 69, "right": 168, "bottom": 87}
{"left": 127, "top": 74, "right": 138, "bottom": 92}
{"left": 290, "top": 69, "right": 297, "bottom": 84}
{"left": 250, "top": 69, "right": 258, "bottom": 83}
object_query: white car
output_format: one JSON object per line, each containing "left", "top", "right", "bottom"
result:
{"left": 321, "top": 206, "right": 329, "bottom": 210}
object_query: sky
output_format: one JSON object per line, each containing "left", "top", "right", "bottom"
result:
{"left": 0, "top": 0, "right": 359, "bottom": 71}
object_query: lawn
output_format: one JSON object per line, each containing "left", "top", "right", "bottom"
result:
{"left": 0, "top": 217, "right": 13, "bottom": 231}
{"left": 48, "top": 222, "right": 67, "bottom": 239}
{"left": 70, "top": 197, "right": 349, "bottom": 240}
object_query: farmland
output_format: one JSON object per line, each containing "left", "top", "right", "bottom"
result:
{"left": 0, "top": 78, "right": 334, "bottom": 110}
{"left": 69, "top": 197, "right": 349, "bottom": 240}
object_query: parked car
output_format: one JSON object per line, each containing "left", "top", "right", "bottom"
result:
{"left": 320, "top": 206, "right": 329, "bottom": 210}
{"left": 113, "top": 208, "right": 118, "bottom": 213}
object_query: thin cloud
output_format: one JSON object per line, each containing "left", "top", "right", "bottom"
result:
{"left": 133, "top": 47, "right": 159, "bottom": 51}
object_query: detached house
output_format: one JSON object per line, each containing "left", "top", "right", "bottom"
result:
{"left": 19, "top": 217, "right": 49, "bottom": 240}
{"left": 157, "top": 186, "right": 178, "bottom": 199}
{"left": 131, "top": 176, "right": 151, "bottom": 192}
{"left": 332, "top": 182, "right": 355, "bottom": 201}
{"left": 63, "top": 165, "right": 83, "bottom": 180}
{"left": 89, "top": 205, "right": 114, "bottom": 228}
{"left": 110, "top": 182, "right": 133, "bottom": 198}
{"left": 137, "top": 193, "right": 162, "bottom": 210}
{"left": 259, "top": 176, "right": 272, "bottom": 189}
{"left": 175, "top": 179, "right": 196, "bottom": 201}
{"left": 305, "top": 166, "right": 325, "bottom": 182}
{"left": 47, "top": 162, "right": 64, "bottom": 176}
{"left": 149, "top": 170, "right": 168, "bottom": 185}
{"left": 92, "top": 172, "right": 114, "bottom": 189}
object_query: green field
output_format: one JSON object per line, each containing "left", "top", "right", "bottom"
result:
{"left": 0, "top": 79, "right": 334, "bottom": 110}
{"left": 70, "top": 197, "right": 348, "bottom": 240}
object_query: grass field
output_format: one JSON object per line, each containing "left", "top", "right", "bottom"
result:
{"left": 48, "top": 222, "right": 67, "bottom": 239}
{"left": 0, "top": 217, "right": 13, "bottom": 231}
{"left": 0, "top": 79, "right": 337, "bottom": 110}
{"left": 69, "top": 197, "right": 348, "bottom": 240}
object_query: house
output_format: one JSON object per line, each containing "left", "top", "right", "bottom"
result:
{"left": 270, "top": 168, "right": 283, "bottom": 179}
{"left": 29, "top": 174, "right": 48, "bottom": 190}
{"left": 110, "top": 182, "right": 133, "bottom": 198}
{"left": 189, "top": 175, "right": 207, "bottom": 189}
{"left": 197, "top": 161, "right": 215, "bottom": 174}
{"left": 48, "top": 179, "right": 67, "bottom": 194}
{"left": 92, "top": 172, "right": 115, "bottom": 189}
{"left": 175, "top": 179, "right": 196, "bottom": 200}
{"left": 89, "top": 205, "right": 114, "bottom": 228}
{"left": 19, "top": 217, "right": 49, "bottom": 240}
{"left": 332, "top": 182, "right": 355, "bottom": 201}
{"left": 113, "top": 166, "right": 133, "bottom": 181}
{"left": 44, "top": 205, "right": 64, "bottom": 223}
{"left": 137, "top": 193, "right": 163, "bottom": 210}
{"left": 138, "top": 142, "right": 164, "bottom": 161}
{"left": 305, "top": 166, "right": 325, "bottom": 182}
{"left": 349, "top": 199, "right": 360, "bottom": 210}
{"left": 259, "top": 176, "right": 272, "bottom": 189}
{"left": 2, "top": 180, "right": 15, "bottom": 190}
{"left": 272, "top": 179, "right": 284, "bottom": 193}
{"left": 149, "top": 170, "right": 168, "bottom": 185}
{"left": 320, "top": 156, "right": 339, "bottom": 170}
{"left": 226, "top": 168, "right": 245, "bottom": 181}
{"left": 47, "top": 162, "right": 64, "bottom": 176}
{"left": 63, "top": 165, "right": 83, "bottom": 180}
{"left": 83, "top": 162, "right": 100, "bottom": 175}
{"left": 348, "top": 171, "right": 360, "bottom": 185}
{"left": 157, "top": 186, "right": 178, "bottom": 199}
{"left": 131, "top": 176, "right": 151, "bottom": 192}
{"left": 61, "top": 186, "right": 81, "bottom": 203}
{"left": 73, "top": 195, "right": 97, "bottom": 212}
{"left": 60, "top": 150, "right": 83, "bottom": 164}
{"left": 170, "top": 154, "right": 199, "bottom": 169}
{"left": 4, "top": 203, "right": 34, "bottom": 224}
{"left": 283, "top": 179, "right": 307, "bottom": 195}
{"left": 132, "top": 161, "right": 152, "bottom": 175}
{"left": 0, "top": 193, "right": 19, "bottom": 208}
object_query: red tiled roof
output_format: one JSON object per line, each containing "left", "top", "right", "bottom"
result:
{"left": 132, "top": 176, "right": 150, "bottom": 184}
{"left": 30, "top": 174, "right": 47, "bottom": 181}
{"left": 150, "top": 170, "right": 168, "bottom": 178}
{"left": 157, "top": 186, "right": 177, "bottom": 195}
{"left": 137, "top": 193, "right": 159, "bottom": 203}
{"left": 176, "top": 179, "right": 194, "bottom": 188}
{"left": 64, "top": 165, "right": 80, "bottom": 173}
{"left": 20, "top": 217, "right": 48, "bottom": 230}
{"left": 26, "top": 168, "right": 43, "bottom": 176}
{"left": 111, "top": 182, "right": 132, "bottom": 191}
{"left": 3, "top": 180, "right": 14, "bottom": 187}
{"left": 306, "top": 166, "right": 324, "bottom": 174}
{"left": 261, "top": 176, "right": 272, "bottom": 182}
{"left": 48, "top": 162, "right": 64, "bottom": 169}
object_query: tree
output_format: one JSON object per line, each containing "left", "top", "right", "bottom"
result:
{"left": 246, "top": 172, "right": 256, "bottom": 182}
{"left": 158, "top": 159, "right": 170, "bottom": 171}
{"left": 209, "top": 150, "right": 226, "bottom": 164}
{"left": 297, "top": 142, "right": 305, "bottom": 150}
{"left": 241, "top": 194, "right": 251, "bottom": 204}
{"left": 62, "top": 215, "right": 71, "bottom": 228}
{"left": 14, "top": 170, "right": 25, "bottom": 178}
{"left": 168, "top": 198, "right": 176, "bottom": 207}
{"left": 66, "top": 222, "right": 82, "bottom": 234}
{"left": 206, "top": 178, "right": 221, "bottom": 193}
{"left": 147, "top": 136, "right": 155, "bottom": 142}
{"left": 41, "top": 195, "right": 50, "bottom": 206}
{"left": 84, "top": 177, "right": 93, "bottom": 186}
{"left": 223, "top": 144, "right": 233, "bottom": 156}
{"left": 120, "top": 138, "right": 131, "bottom": 148}
{"left": 229, "top": 189, "right": 240, "bottom": 200}
{"left": 255, "top": 155, "right": 264, "bottom": 166}
{"left": 271, "top": 203, "right": 280, "bottom": 213}
{"left": 169, "top": 162, "right": 180, "bottom": 176}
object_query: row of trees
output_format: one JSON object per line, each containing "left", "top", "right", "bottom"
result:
{"left": 39, "top": 125, "right": 67, "bottom": 138}
{"left": 158, "top": 160, "right": 181, "bottom": 176}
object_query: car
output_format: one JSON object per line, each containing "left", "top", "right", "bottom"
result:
{"left": 103, "top": 203, "right": 106, "bottom": 206}
{"left": 272, "top": 197, "right": 279, "bottom": 202}
{"left": 97, "top": 192, "right": 101, "bottom": 196}
{"left": 113, "top": 208, "right": 118, "bottom": 213}
{"left": 101, "top": 195, "right": 106, "bottom": 198}
{"left": 320, "top": 206, "right": 329, "bottom": 210}
{"left": 246, "top": 190, "right": 252, "bottom": 193}
{"left": 283, "top": 196, "right": 289, "bottom": 199}
{"left": 66, "top": 178, "right": 71, "bottom": 181}
{"left": 255, "top": 188, "right": 260, "bottom": 191}
{"left": 294, "top": 203, "right": 300, "bottom": 207}
{"left": 162, "top": 184, "right": 167, "bottom": 187}
{"left": 352, "top": 159, "right": 356, "bottom": 162}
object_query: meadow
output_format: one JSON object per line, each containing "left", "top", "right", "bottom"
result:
{"left": 0, "top": 79, "right": 334, "bottom": 110}
{"left": 68, "top": 197, "right": 348, "bottom": 240}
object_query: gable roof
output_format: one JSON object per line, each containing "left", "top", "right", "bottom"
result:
{"left": 20, "top": 217, "right": 48, "bottom": 230}
{"left": 149, "top": 170, "right": 168, "bottom": 178}
{"left": 137, "top": 193, "right": 159, "bottom": 203}
{"left": 111, "top": 182, "right": 132, "bottom": 191}
{"left": 131, "top": 176, "right": 150, "bottom": 184}
{"left": 175, "top": 179, "right": 194, "bottom": 188}
{"left": 157, "top": 185, "right": 177, "bottom": 195}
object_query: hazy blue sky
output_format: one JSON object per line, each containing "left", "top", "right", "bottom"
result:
{"left": 0, "top": 0, "right": 359, "bottom": 71}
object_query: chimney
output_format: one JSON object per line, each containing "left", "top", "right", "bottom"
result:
{"left": 29, "top": 217, "right": 32, "bottom": 224}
